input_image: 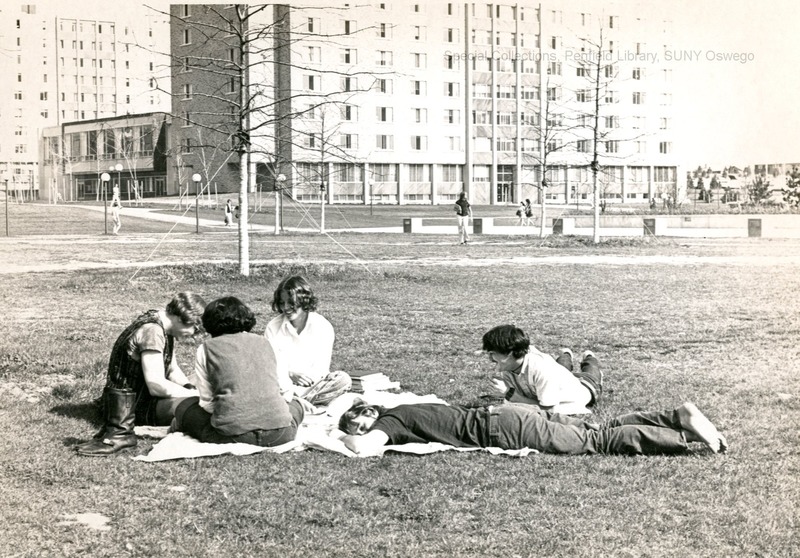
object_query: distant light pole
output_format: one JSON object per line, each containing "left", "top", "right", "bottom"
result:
{"left": 192, "top": 173, "right": 202, "bottom": 233}
{"left": 4, "top": 178, "right": 9, "bottom": 237}
{"left": 319, "top": 180, "right": 326, "bottom": 234}
{"left": 101, "top": 172, "right": 111, "bottom": 235}
{"left": 369, "top": 179, "right": 375, "bottom": 216}
{"left": 275, "top": 173, "right": 286, "bottom": 235}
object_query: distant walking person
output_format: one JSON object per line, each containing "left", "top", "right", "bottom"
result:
{"left": 515, "top": 202, "right": 526, "bottom": 226}
{"left": 524, "top": 199, "right": 534, "bottom": 226}
{"left": 224, "top": 199, "right": 234, "bottom": 227}
{"left": 111, "top": 195, "right": 122, "bottom": 235}
{"left": 454, "top": 191, "right": 472, "bottom": 245}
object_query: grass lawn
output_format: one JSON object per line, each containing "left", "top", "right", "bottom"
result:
{"left": 0, "top": 205, "right": 798, "bottom": 557}
{"left": 1, "top": 199, "right": 484, "bottom": 236}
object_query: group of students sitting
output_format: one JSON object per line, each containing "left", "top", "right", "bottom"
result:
{"left": 75, "top": 276, "right": 727, "bottom": 458}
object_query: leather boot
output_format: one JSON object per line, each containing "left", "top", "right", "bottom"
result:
{"left": 76, "top": 387, "right": 138, "bottom": 456}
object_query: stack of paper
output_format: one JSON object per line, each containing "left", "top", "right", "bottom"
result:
{"left": 349, "top": 372, "right": 400, "bottom": 393}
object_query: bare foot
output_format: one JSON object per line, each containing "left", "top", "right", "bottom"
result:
{"left": 676, "top": 403, "right": 727, "bottom": 453}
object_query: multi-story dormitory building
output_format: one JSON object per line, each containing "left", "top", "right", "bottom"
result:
{"left": 0, "top": 2, "right": 170, "bottom": 201}
{"left": 168, "top": 1, "right": 681, "bottom": 207}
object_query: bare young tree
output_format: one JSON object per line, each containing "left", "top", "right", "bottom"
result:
{"left": 521, "top": 70, "right": 585, "bottom": 238}
{"left": 144, "top": 3, "right": 382, "bottom": 274}
{"left": 571, "top": 26, "right": 650, "bottom": 242}
{"left": 119, "top": 116, "right": 164, "bottom": 206}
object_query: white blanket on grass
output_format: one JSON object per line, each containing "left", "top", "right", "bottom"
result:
{"left": 132, "top": 391, "right": 538, "bottom": 462}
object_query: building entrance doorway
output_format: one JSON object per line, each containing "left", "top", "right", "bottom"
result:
{"left": 496, "top": 165, "right": 514, "bottom": 203}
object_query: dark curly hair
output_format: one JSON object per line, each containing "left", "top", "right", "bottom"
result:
{"left": 202, "top": 296, "right": 257, "bottom": 337}
{"left": 481, "top": 325, "right": 530, "bottom": 358}
{"left": 271, "top": 275, "right": 318, "bottom": 314}
{"left": 337, "top": 400, "right": 386, "bottom": 435}
{"left": 165, "top": 292, "right": 206, "bottom": 327}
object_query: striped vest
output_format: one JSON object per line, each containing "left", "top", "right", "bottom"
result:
{"left": 105, "top": 310, "right": 174, "bottom": 423}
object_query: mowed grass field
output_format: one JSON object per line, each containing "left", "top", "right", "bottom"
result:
{"left": 0, "top": 203, "right": 799, "bottom": 557}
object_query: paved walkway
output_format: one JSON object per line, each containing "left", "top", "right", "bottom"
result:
{"left": 75, "top": 203, "right": 403, "bottom": 234}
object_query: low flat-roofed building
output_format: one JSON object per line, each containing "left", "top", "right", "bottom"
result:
{"left": 40, "top": 112, "right": 170, "bottom": 202}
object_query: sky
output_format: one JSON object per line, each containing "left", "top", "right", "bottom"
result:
{"left": 27, "top": 0, "right": 800, "bottom": 169}
{"left": 666, "top": 0, "right": 800, "bottom": 168}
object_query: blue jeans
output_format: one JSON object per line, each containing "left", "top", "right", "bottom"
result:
{"left": 486, "top": 405, "right": 688, "bottom": 455}
{"left": 175, "top": 397, "right": 305, "bottom": 447}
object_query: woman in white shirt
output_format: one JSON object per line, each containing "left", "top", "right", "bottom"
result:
{"left": 264, "top": 276, "right": 351, "bottom": 406}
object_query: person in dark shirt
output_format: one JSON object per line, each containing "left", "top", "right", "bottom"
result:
{"left": 338, "top": 399, "right": 727, "bottom": 457}
{"left": 76, "top": 292, "right": 206, "bottom": 456}
{"left": 453, "top": 191, "right": 473, "bottom": 245}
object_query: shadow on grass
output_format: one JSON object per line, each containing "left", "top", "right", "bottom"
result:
{"left": 49, "top": 400, "right": 101, "bottom": 425}
{"left": 52, "top": 401, "right": 100, "bottom": 448}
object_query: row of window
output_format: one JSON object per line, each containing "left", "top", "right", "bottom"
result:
{"left": 297, "top": 4, "right": 632, "bottom": 26}
{"left": 13, "top": 61, "right": 155, "bottom": 84}
{"left": 469, "top": 137, "right": 673, "bottom": 155}
{"left": 181, "top": 80, "right": 238, "bottom": 99}
{"left": 289, "top": 165, "right": 674, "bottom": 189}
{"left": 473, "top": 84, "right": 673, "bottom": 105}
{"left": 291, "top": 162, "right": 464, "bottom": 183}
{"left": 179, "top": 96, "right": 670, "bottom": 132}
{"left": 56, "top": 39, "right": 118, "bottom": 52}
{"left": 298, "top": 14, "right": 659, "bottom": 49}
{"left": 58, "top": 57, "right": 120, "bottom": 69}
{"left": 57, "top": 107, "right": 155, "bottom": 121}
{"left": 53, "top": 127, "right": 156, "bottom": 159}
{"left": 269, "top": 134, "right": 674, "bottom": 155}
{"left": 57, "top": 20, "right": 115, "bottom": 35}
{"left": 311, "top": 47, "right": 674, "bottom": 83}
{"left": 301, "top": 22, "right": 645, "bottom": 52}
{"left": 576, "top": 90, "right": 663, "bottom": 105}
{"left": 304, "top": 78, "right": 662, "bottom": 106}
{"left": 178, "top": 134, "right": 462, "bottom": 154}
{"left": 572, "top": 140, "right": 673, "bottom": 154}
{"left": 11, "top": 89, "right": 145, "bottom": 108}
{"left": 301, "top": 75, "right": 465, "bottom": 98}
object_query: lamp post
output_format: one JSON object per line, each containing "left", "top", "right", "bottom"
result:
{"left": 319, "top": 180, "right": 326, "bottom": 234}
{"left": 571, "top": 185, "right": 577, "bottom": 212}
{"left": 369, "top": 179, "right": 374, "bottom": 216}
{"left": 101, "top": 172, "right": 111, "bottom": 235}
{"left": 192, "top": 173, "right": 202, "bottom": 233}
{"left": 4, "top": 178, "right": 9, "bottom": 237}
{"left": 275, "top": 173, "right": 286, "bottom": 235}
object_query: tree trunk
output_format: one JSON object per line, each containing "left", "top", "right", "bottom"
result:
{"left": 539, "top": 189, "right": 546, "bottom": 238}
{"left": 237, "top": 6, "right": 250, "bottom": 276}
{"left": 238, "top": 149, "right": 249, "bottom": 276}
{"left": 591, "top": 30, "right": 603, "bottom": 244}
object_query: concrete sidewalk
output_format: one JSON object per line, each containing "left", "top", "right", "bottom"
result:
{"left": 71, "top": 203, "right": 403, "bottom": 234}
